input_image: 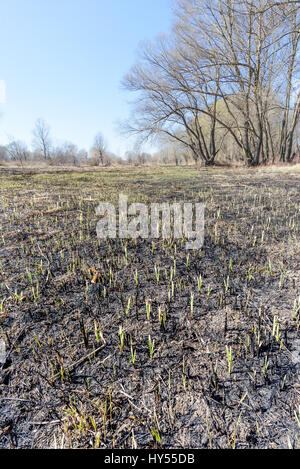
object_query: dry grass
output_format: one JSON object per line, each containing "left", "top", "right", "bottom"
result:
{"left": 0, "top": 166, "right": 299, "bottom": 449}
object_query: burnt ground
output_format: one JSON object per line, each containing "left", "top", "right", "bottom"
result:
{"left": 0, "top": 165, "right": 299, "bottom": 449}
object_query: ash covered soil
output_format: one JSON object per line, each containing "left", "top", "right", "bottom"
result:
{"left": 0, "top": 165, "right": 299, "bottom": 449}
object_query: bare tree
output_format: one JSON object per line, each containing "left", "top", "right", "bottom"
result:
{"left": 92, "top": 132, "right": 107, "bottom": 166}
{"left": 123, "top": 0, "right": 299, "bottom": 166}
{"left": 6, "top": 140, "right": 30, "bottom": 166}
{"left": 77, "top": 149, "right": 88, "bottom": 164}
{"left": 175, "top": 0, "right": 300, "bottom": 165}
{"left": 32, "top": 118, "right": 52, "bottom": 161}
{"left": 278, "top": 4, "right": 300, "bottom": 162}
{"left": 122, "top": 35, "right": 224, "bottom": 166}
{"left": 51, "top": 142, "right": 86, "bottom": 166}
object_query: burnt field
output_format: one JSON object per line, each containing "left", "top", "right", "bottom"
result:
{"left": 0, "top": 165, "right": 299, "bottom": 449}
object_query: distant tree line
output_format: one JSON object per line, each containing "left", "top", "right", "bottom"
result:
{"left": 0, "top": 121, "right": 124, "bottom": 167}
{"left": 123, "top": 0, "right": 300, "bottom": 166}
{"left": 0, "top": 119, "right": 196, "bottom": 167}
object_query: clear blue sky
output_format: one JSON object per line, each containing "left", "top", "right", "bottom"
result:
{"left": 0, "top": 0, "right": 173, "bottom": 156}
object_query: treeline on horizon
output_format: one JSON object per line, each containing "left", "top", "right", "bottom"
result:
{"left": 0, "top": 123, "right": 204, "bottom": 167}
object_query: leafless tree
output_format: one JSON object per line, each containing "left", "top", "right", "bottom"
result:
{"left": 123, "top": 0, "right": 299, "bottom": 166}
{"left": 32, "top": 118, "right": 52, "bottom": 161}
{"left": 6, "top": 140, "right": 30, "bottom": 166}
{"left": 122, "top": 34, "right": 225, "bottom": 166}
{"left": 78, "top": 149, "right": 88, "bottom": 163}
{"left": 176, "top": 0, "right": 300, "bottom": 165}
{"left": 51, "top": 142, "right": 87, "bottom": 166}
{"left": 277, "top": 4, "right": 300, "bottom": 162}
{"left": 92, "top": 132, "right": 107, "bottom": 166}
